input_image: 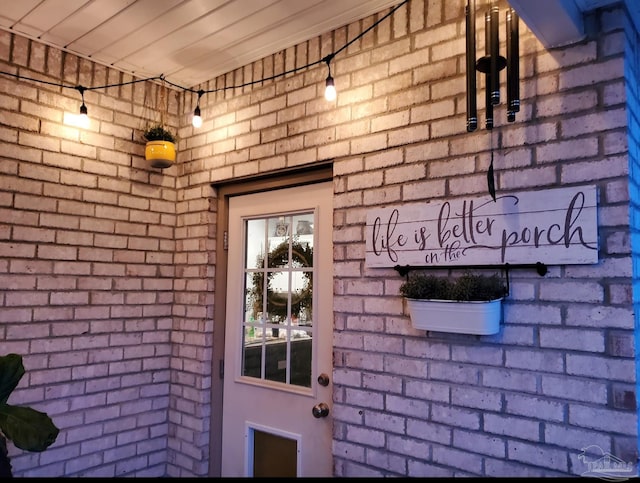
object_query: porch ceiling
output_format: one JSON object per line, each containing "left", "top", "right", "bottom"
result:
{"left": 0, "top": 0, "right": 632, "bottom": 89}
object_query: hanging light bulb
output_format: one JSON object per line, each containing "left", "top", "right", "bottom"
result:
{"left": 192, "top": 90, "right": 204, "bottom": 128}
{"left": 323, "top": 55, "right": 336, "bottom": 101}
{"left": 192, "top": 105, "right": 202, "bottom": 128}
{"left": 74, "top": 85, "right": 89, "bottom": 129}
{"left": 325, "top": 75, "right": 336, "bottom": 101}
{"left": 79, "top": 101, "right": 89, "bottom": 129}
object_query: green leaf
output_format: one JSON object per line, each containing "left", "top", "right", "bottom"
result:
{"left": 143, "top": 125, "right": 176, "bottom": 142}
{"left": 0, "top": 354, "right": 24, "bottom": 406}
{"left": 0, "top": 405, "right": 59, "bottom": 452}
{"left": 0, "top": 435, "right": 11, "bottom": 477}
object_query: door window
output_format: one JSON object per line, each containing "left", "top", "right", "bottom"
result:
{"left": 243, "top": 213, "right": 315, "bottom": 388}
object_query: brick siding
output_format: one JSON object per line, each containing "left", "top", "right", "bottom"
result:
{"left": 0, "top": 0, "right": 637, "bottom": 477}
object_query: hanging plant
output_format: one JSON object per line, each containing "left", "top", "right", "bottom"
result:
{"left": 399, "top": 272, "right": 507, "bottom": 335}
{"left": 141, "top": 81, "right": 177, "bottom": 169}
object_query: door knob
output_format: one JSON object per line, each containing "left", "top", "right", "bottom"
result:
{"left": 317, "top": 373, "right": 330, "bottom": 386}
{"left": 312, "top": 402, "right": 330, "bottom": 418}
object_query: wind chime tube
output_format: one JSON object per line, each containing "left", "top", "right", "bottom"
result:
{"left": 485, "top": 10, "right": 493, "bottom": 130}
{"left": 506, "top": 8, "right": 520, "bottom": 122}
{"left": 466, "top": 0, "right": 477, "bottom": 132}
{"left": 506, "top": 9, "right": 513, "bottom": 120}
{"left": 489, "top": 2, "right": 500, "bottom": 106}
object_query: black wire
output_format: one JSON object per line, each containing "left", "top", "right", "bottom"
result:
{"left": 174, "top": 0, "right": 409, "bottom": 95}
{"left": 0, "top": 70, "right": 77, "bottom": 89}
{"left": 334, "top": 0, "right": 407, "bottom": 58}
{"left": 0, "top": 70, "right": 163, "bottom": 92}
{"left": 0, "top": 0, "right": 408, "bottom": 99}
{"left": 163, "top": 58, "right": 325, "bottom": 94}
{"left": 84, "top": 74, "right": 164, "bottom": 90}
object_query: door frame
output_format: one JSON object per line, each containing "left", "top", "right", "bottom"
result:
{"left": 208, "top": 163, "right": 333, "bottom": 476}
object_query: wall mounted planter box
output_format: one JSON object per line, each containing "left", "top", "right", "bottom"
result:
{"left": 405, "top": 298, "right": 502, "bottom": 335}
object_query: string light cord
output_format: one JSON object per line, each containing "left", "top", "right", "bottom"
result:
{"left": 0, "top": 70, "right": 164, "bottom": 125}
{"left": 0, "top": 70, "right": 163, "bottom": 92}
{"left": 171, "top": 0, "right": 408, "bottom": 95}
{"left": 0, "top": 1, "right": 408, "bottom": 110}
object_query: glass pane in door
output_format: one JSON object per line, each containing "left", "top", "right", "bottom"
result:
{"left": 242, "top": 212, "right": 314, "bottom": 388}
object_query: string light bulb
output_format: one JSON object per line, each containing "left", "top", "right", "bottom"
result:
{"left": 192, "top": 90, "right": 204, "bottom": 128}
{"left": 325, "top": 75, "right": 336, "bottom": 101}
{"left": 76, "top": 85, "right": 89, "bottom": 129}
{"left": 192, "top": 105, "right": 202, "bottom": 128}
{"left": 79, "top": 102, "right": 89, "bottom": 128}
{"left": 324, "top": 56, "right": 336, "bottom": 101}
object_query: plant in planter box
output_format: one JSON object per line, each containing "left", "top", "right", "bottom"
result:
{"left": 0, "top": 354, "right": 59, "bottom": 477}
{"left": 143, "top": 124, "right": 177, "bottom": 169}
{"left": 399, "top": 272, "right": 507, "bottom": 335}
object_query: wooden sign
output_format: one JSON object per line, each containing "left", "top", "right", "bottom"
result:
{"left": 365, "top": 185, "right": 598, "bottom": 268}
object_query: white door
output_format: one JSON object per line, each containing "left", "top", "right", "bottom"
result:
{"left": 221, "top": 182, "right": 333, "bottom": 477}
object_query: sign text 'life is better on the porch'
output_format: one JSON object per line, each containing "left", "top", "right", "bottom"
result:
{"left": 365, "top": 185, "right": 598, "bottom": 268}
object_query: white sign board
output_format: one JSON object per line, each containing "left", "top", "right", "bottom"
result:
{"left": 365, "top": 186, "right": 598, "bottom": 268}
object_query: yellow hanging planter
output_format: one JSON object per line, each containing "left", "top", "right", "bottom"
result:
{"left": 145, "top": 140, "right": 176, "bottom": 169}
{"left": 143, "top": 124, "right": 177, "bottom": 169}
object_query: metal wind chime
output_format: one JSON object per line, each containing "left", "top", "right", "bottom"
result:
{"left": 465, "top": 0, "right": 520, "bottom": 199}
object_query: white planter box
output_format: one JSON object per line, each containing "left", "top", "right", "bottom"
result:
{"left": 405, "top": 298, "right": 503, "bottom": 335}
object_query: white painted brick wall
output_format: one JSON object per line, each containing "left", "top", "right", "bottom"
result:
{"left": 1, "top": 0, "right": 637, "bottom": 478}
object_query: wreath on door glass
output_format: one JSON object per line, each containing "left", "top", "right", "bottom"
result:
{"left": 248, "top": 239, "right": 313, "bottom": 321}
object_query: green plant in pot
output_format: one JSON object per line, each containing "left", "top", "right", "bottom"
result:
{"left": 399, "top": 272, "right": 507, "bottom": 335}
{"left": 0, "top": 354, "right": 59, "bottom": 477}
{"left": 143, "top": 124, "right": 177, "bottom": 169}
{"left": 143, "top": 125, "right": 176, "bottom": 143}
{"left": 399, "top": 272, "right": 506, "bottom": 301}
